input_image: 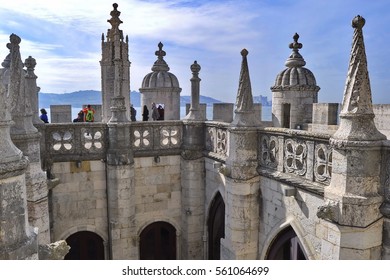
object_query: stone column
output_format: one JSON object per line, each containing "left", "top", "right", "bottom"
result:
{"left": 316, "top": 16, "right": 386, "bottom": 260}
{"left": 0, "top": 33, "right": 38, "bottom": 259}
{"left": 180, "top": 62, "right": 205, "bottom": 258}
{"left": 184, "top": 61, "right": 204, "bottom": 121}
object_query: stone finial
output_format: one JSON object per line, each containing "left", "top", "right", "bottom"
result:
{"left": 151, "top": 42, "right": 170, "bottom": 72}
{"left": 331, "top": 15, "right": 385, "bottom": 143}
{"left": 285, "top": 33, "right": 306, "bottom": 68}
{"left": 106, "top": 3, "right": 123, "bottom": 41}
{"left": 191, "top": 60, "right": 201, "bottom": 74}
{"left": 108, "top": 3, "right": 122, "bottom": 30}
{"left": 24, "top": 56, "right": 37, "bottom": 79}
{"left": 231, "top": 49, "right": 260, "bottom": 127}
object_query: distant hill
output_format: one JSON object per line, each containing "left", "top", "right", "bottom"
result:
{"left": 38, "top": 90, "right": 222, "bottom": 108}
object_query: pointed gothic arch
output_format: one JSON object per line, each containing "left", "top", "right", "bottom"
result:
{"left": 139, "top": 221, "right": 176, "bottom": 260}
{"left": 64, "top": 231, "right": 105, "bottom": 260}
{"left": 207, "top": 192, "right": 225, "bottom": 260}
{"left": 266, "top": 226, "right": 307, "bottom": 260}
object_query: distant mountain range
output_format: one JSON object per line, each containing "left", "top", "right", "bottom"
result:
{"left": 38, "top": 90, "right": 223, "bottom": 108}
{"left": 38, "top": 90, "right": 272, "bottom": 109}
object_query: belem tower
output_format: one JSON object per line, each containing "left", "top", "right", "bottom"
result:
{"left": 1, "top": 4, "right": 390, "bottom": 260}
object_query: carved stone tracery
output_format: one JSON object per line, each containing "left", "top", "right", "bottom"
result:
{"left": 284, "top": 138, "right": 307, "bottom": 176}
{"left": 260, "top": 135, "right": 278, "bottom": 169}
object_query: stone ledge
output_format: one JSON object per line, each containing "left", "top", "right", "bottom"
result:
{"left": 258, "top": 167, "right": 325, "bottom": 196}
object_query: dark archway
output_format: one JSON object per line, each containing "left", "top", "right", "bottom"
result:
{"left": 266, "top": 226, "right": 307, "bottom": 260}
{"left": 64, "top": 231, "right": 105, "bottom": 260}
{"left": 208, "top": 192, "right": 225, "bottom": 260}
{"left": 139, "top": 221, "right": 176, "bottom": 260}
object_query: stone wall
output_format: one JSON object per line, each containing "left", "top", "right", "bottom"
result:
{"left": 373, "top": 104, "right": 390, "bottom": 139}
{"left": 132, "top": 155, "right": 182, "bottom": 257}
{"left": 258, "top": 176, "right": 323, "bottom": 260}
{"left": 50, "top": 160, "right": 108, "bottom": 244}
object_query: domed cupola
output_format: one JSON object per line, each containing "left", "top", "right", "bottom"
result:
{"left": 272, "top": 33, "right": 319, "bottom": 90}
{"left": 139, "top": 42, "right": 182, "bottom": 120}
{"left": 271, "top": 33, "right": 320, "bottom": 129}
{"left": 142, "top": 42, "right": 180, "bottom": 88}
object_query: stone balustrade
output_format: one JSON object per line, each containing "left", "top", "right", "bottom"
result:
{"left": 36, "top": 121, "right": 332, "bottom": 195}
{"left": 258, "top": 127, "right": 332, "bottom": 195}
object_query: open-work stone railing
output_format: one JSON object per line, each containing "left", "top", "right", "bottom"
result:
{"left": 204, "top": 121, "right": 229, "bottom": 161}
{"left": 36, "top": 121, "right": 184, "bottom": 163}
{"left": 130, "top": 121, "right": 183, "bottom": 157}
{"left": 36, "top": 121, "right": 332, "bottom": 195}
{"left": 258, "top": 127, "right": 332, "bottom": 195}
{"left": 38, "top": 122, "right": 109, "bottom": 163}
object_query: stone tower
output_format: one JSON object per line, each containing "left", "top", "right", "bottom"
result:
{"left": 271, "top": 33, "right": 320, "bottom": 129}
{"left": 140, "top": 42, "right": 182, "bottom": 120}
{"left": 317, "top": 16, "right": 386, "bottom": 259}
{"left": 100, "top": 3, "right": 131, "bottom": 123}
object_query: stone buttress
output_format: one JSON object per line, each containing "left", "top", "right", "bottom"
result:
{"left": 5, "top": 33, "right": 51, "bottom": 246}
{"left": 103, "top": 3, "right": 135, "bottom": 260}
{"left": 0, "top": 34, "right": 38, "bottom": 259}
{"left": 220, "top": 49, "right": 261, "bottom": 259}
{"left": 181, "top": 61, "right": 205, "bottom": 259}
{"left": 317, "top": 16, "right": 386, "bottom": 259}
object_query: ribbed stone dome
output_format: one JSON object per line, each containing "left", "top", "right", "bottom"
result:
{"left": 274, "top": 67, "right": 317, "bottom": 87}
{"left": 272, "top": 33, "right": 318, "bottom": 90}
{"left": 141, "top": 42, "right": 180, "bottom": 88}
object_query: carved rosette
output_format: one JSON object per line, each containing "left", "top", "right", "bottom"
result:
{"left": 133, "top": 128, "right": 151, "bottom": 149}
{"left": 314, "top": 143, "right": 332, "bottom": 184}
{"left": 81, "top": 128, "right": 104, "bottom": 153}
{"left": 160, "top": 126, "right": 181, "bottom": 148}
{"left": 260, "top": 135, "right": 278, "bottom": 169}
{"left": 283, "top": 138, "right": 307, "bottom": 176}
{"left": 51, "top": 130, "right": 74, "bottom": 153}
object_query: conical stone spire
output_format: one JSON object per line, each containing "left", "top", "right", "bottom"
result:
{"left": 231, "top": 49, "right": 260, "bottom": 127}
{"left": 331, "top": 15, "right": 385, "bottom": 144}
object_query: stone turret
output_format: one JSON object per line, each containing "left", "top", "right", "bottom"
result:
{"left": 271, "top": 33, "right": 320, "bottom": 129}
{"left": 140, "top": 42, "right": 182, "bottom": 120}
{"left": 317, "top": 16, "right": 386, "bottom": 259}
{"left": 100, "top": 3, "right": 131, "bottom": 123}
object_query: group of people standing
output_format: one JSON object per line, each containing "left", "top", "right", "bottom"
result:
{"left": 73, "top": 104, "right": 95, "bottom": 123}
{"left": 132, "top": 102, "right": 164, "bottom": 122}
{"left": 41, "top": 103, "right": 165, "bottom": 123}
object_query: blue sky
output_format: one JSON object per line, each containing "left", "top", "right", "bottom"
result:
{"left": 1, "top": 0, "right": 389, "bottom": 104}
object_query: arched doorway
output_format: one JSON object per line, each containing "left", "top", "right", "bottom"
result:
{"left": 208, "top": 192, "right": 225, "bottom": 260}
{"left": 266, "top": 226, "right": 307, "bottom": 260}
{"left": 139, "top": 221, "right": 176, "bottom": 260}
{"left": 64, "top": 231, "right": 105, "bottom": 260}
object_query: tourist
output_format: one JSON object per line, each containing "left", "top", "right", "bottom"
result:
{"left": 83, "top": 104, "right": 95, "bottom": 122}
{"left": 142, "top": 105, "right": 149, "bottom": 121}
{"left": 40, "top": 108, "right": 49, "bottom": 123}
{"left": 151, "top": 102, "right": 160, "bottom": 121}
{"left": 157, "top": 104, "right": 164, "bottom": 120}
{"left": 130, "top": 104, "right": 137, "bottom": 121}
{"left": 73, "top": 110, "right": 84, "bottom": 122}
